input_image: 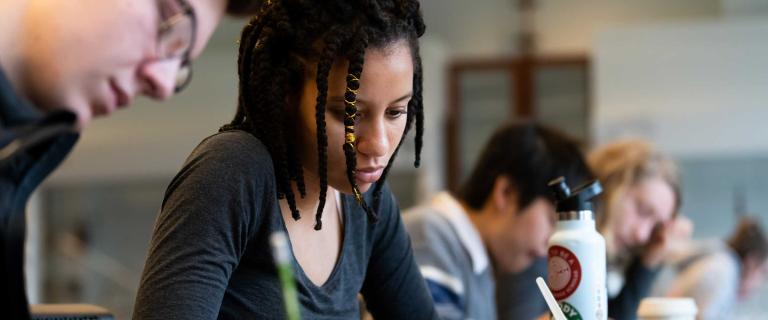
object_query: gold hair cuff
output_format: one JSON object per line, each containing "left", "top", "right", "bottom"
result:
{"left": 345, "top": 132, "right": 356, "bottom": 144}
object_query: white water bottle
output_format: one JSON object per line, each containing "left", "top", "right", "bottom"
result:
{"left": 547, "top": 177, "right": 607, "bottom": 320}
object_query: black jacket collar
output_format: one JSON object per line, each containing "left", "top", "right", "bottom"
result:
{"left": 0, "top": 67, "right": 42, "bottom": 126}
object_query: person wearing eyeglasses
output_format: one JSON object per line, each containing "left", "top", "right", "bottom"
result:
{"left": 0, "top": 1, "right": 264, "bottom": 319}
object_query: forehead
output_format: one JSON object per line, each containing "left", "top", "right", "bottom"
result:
{"left": 185, "top": 0, "right": 228, "bottom": 56}
{"left": 518, "top": 198, "right": 555, "bottom": 219}
{"left": 321, "top": 41, "right": 413, "bottom": 90}
{"left": 633, "top": 177, "right": 676, "bottom": 218}
{"left": 302, "top": 38, "right": 414, "bottom": 74}
{"left": 360, "top": 44, "right": 413, "bottom": 79}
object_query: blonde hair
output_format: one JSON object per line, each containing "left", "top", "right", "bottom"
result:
{"left": 588, "top": 139, "right": 680, "bottom": 258}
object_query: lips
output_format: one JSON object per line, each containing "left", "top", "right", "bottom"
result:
{"left": 615, "top": 237, "right": 628, "bottom": 250}
{"left": 355, "top": 166, "right": 384, "bottom": 184}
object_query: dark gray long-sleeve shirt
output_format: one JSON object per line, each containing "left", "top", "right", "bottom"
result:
{"left": 133, "top": 130, "right": 437, "bottom": 319}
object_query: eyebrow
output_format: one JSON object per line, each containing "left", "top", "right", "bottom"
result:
{"left": 328, "top": 92, "right": 413, "bottom": 107}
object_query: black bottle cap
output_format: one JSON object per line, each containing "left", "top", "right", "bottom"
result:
{"left": 548, "top": 177, "right": 602, "bottom": 212}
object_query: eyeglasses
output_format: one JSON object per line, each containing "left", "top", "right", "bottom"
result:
{"left": 157, "top": 0, "right": 197, "bottom": 93}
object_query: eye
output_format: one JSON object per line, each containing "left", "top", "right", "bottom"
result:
{"left": 327, "top": 106, "right": 346, "bottom": 122}
{"left": 386, "top": 107, "right": 407, "bottom": 119}
{"left": 636, "top": 201, "right": 654, "bottom": 218}
{"left": 327, "top": 106, "right": 364, "bottom": 123}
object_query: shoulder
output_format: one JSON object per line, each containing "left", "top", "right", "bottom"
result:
{"left": 698, "top": 249, "right": 741, "bottom": 278}
{"left": 179, "top": 130, "right": 274, "bottom": 180}
{"left": 402, "top": 205, "right": 471, "bottom": 274}
{"left": 164, "top": 130, "right": 277, "bottom": 204}
{"left": 192, "top": 130, "right": 272, "bottom": 168}
{"left": 403, "top": 204, "right": 459, "bottom": 246}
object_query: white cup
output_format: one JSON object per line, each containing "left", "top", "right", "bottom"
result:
{"left": 636, "top": 297, "right": 697, "bottom": 320}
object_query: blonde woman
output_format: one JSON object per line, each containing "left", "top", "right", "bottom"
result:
{"left": 589, "top": 139, "right": 692, "bottom": 320}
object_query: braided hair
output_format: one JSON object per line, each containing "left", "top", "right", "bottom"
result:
{"left": 222, "top": 0, "right": 426, "bottom": 230}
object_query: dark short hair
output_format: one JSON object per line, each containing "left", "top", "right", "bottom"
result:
{"left": 728, "top": 217, "right": 768, "bottom": 263}
{"left": 226, "top": 0, "right": 266, "bottom": 16}
{"left": 459, "top": 121, "right": 592, "bottom": 212}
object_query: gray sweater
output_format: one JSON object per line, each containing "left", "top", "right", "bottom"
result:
{"left": 133, "top": 130, "right": 437, "bottom": 319}
{"left": 403, "top": 193, "right": 496, "bottom": 320}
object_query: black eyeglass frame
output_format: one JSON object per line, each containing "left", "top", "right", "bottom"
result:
{"left": 157, "top": 0, "right": 198, "bottom": 93}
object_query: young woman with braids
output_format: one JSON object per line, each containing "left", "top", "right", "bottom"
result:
{"left": 133, "top": 0, "right": 437, "bottom": 318}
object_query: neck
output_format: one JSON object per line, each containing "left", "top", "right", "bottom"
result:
{"left": 281, "top": 166, "right": 336, "bottom": 222}
{"left": 0, "top": 0, "right": 28, "bottom": 91}
{"left": 462, "top": 201, "right": 493, "bottom": 245}
{"left": 463, "top": 200, "right": 505, "bottom": 268}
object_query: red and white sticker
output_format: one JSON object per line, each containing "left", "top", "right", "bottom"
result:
{"left": 547, "top": 245, "right": 582, "bottom": 300}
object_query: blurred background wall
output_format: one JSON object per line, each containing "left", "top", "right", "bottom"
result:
{"left": 25, "top": 1, "right": 768, "bottom": 318}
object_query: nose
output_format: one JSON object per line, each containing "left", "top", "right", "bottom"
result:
{"left": 533, "top": 241, "right": 548, "bottom": 257}
{"left": 138, "top": 59, "right": 181, "bottom": 100}
{"left": 535, "top": 225, "right": 554, "bottom": 257}
{"left": 634, "top": 220, "right": 656, "bottom": 246}
{"left": 356, "top": 117, "right": 389, "bottom": 159}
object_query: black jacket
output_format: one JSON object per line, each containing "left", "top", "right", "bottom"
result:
{"left": 1, "top": 68, "right": 79, "bottom": 319}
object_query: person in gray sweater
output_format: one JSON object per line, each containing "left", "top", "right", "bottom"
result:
{"left": 404, "top": 121, "right": 592, "bottom": 320}
{"left": 653, "top": 217, "right": 768, "bottom": 320}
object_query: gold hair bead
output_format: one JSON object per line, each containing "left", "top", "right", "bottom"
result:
{"left": 345, "top": 132, "right": 356, "bottom": 144}
{"left": 346, "top": 87, "right": 359, "bottom": 95}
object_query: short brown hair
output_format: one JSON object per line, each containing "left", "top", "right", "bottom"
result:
{"left": 226, "top": 0, "right": 265, "bottom": 16}
{"left": 728, "top": 217, "right": 768, "bottom": 263}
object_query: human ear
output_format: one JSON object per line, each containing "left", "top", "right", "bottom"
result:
{"left": 491, "top": 175, "right": 518, "bottom": 215}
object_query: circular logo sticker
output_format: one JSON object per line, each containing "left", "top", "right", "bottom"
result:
{"left": 547, "top": 245, "right": 582, "bottom": 299}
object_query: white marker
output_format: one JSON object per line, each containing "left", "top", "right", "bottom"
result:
{"left": 536, "top": 276, "right": 567, "bottom": 320}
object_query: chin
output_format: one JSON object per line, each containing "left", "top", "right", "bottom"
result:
{"left": 502, "top": 259, "right": 530, "bottom": 274}
{"left": 512, "top": 264, "right": 530, "bottom": 274}
{"left": 336, "top": 181, "right": 374, "bottom": 194}
{"left": 357, "top": 182, "right": 374, "bottom": 193}
{"left": 71, "top": 108, "right": 93, "bottom": 130}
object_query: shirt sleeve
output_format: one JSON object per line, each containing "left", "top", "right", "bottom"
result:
{"left": 403, "top": 208, "right": 469, "bottom": 320}
{"left": 133, "top": 132, "right": 273, "bottom": 320}
{"left": 360, "top": 186, "right": 439, "bottom": 320}
{"left": 665, "top": 253, "right": 739, "bottom": 320}
{"left": 608, "top": 256, "right": 661, "bottom": 320}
